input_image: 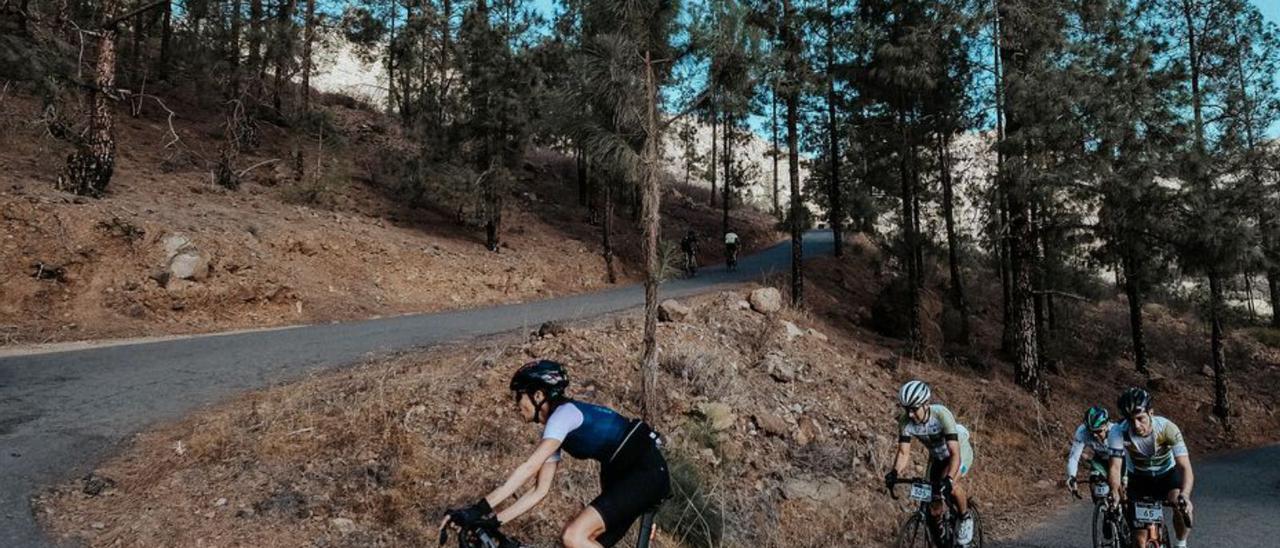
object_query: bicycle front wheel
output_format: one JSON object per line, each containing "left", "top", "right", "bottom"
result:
{"left": 896, "top": 513, "right": 933, "bottom": 548}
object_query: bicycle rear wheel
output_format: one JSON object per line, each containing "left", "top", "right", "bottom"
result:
{"left": 966, "top": 506, "right": 984, "bottom": 548}
{"left": 896, "top": 513, "right": 933, "bottom": 548}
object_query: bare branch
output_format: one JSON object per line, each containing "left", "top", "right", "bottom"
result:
{"left": 237, "top": 158, "right": 280, "bottom": 178}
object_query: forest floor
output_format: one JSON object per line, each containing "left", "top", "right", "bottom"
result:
{"left": 35, "top": 235, "right": 1280, "bottom": 547}
{"left": 0, "top": 88, "right": 780, "bottom": 347}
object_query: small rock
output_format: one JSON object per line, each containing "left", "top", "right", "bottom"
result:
{"left": 162, "top": 234, "right": 193, "bottom": 259}
{"left": 753, "top": 412, "right": 788, "bottom": 437}
{"left": 658, "top": 299, "right": 693, "bottom": 322}
{"left": 807, "top": 328, "right": 828, "bottom": 342}
{"left": 538, "top": 321, "right": 567, "bottom": 338}
{"left": 169, "top": 249, "right": 210, "bottom": 281}
{"left": 90, "top": 522, "right": 105, "bottom": 530}
{"left": 214, "top": 498, "right": 228, "bottom": 507}
{"left": 695, "top": 402, "right": 736, "bottom": 432}
{"left": 1035, "top": 479, "right": 1053, "bottom": 489}
{"left": 81, "top": 474, "right": 116, "bottom": 497}
{"left": 749, "top": 287, "right": 783, "bottom": 314}
{"left": 782, "top": 321, "right": 805, "bottom": 341}
{"left": 330, "top": 517, "right": 357, "bottom": 534}
{"left": 1200, "top": 365, "right": 1214, "bottom": 377}
{"left": 735, "top": 300, "right": 751, "bottom": 310}
{"left": 762, "top": 353, "right": 797, "bottom": 383}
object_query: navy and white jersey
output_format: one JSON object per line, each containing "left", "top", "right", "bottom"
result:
{"left": 542, "top": 401, "right": 635, "bottom": 463}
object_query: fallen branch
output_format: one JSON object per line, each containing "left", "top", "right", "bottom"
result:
{"left": 237, "top": 158, "right": 280, "bottom": 178}
{"left": 1034, "top": 289, "right": 1091, "bottom": 303}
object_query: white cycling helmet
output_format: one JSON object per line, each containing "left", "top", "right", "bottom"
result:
{"left": 899, "top": 380, "right": 931, "bottom": 408}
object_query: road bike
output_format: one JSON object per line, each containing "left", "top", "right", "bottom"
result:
{"left": 1071, "top": 474, "right": 1130, "bottom": 548}
{"left": 683, "top": 250, "right": 698, "bottom": 277}
{"left": 1125, "top": 495, "right": 1191, "bottom": 548}
{"left": 440, "top": 511, "right": 659, "bottom": 548}
{"left": 888, "top": 477, "right": 984, "bottom": 548}
{"left": 726, "top": 244, "right": 738, "bottom": 271}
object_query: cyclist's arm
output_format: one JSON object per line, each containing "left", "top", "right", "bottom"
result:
{"left": 892, "top": 440, "right": 912, "bottom": 475}
{"left": 496, "top": 459, "right": 558, "bottom": 524}
{"left": 1106, "top": 427, "right": 1125, "bottom": 498}
{"left": 1175, "top": 454, "right": 1193, "bottom": 498}
{"left": 482, "top": 438, "right": 562, "bottom": 508}
{"left": 1065, "top": 433, "right": 1086, "bottom": 479}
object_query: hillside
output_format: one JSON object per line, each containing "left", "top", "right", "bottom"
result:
{"left": 0, "top": 89, "right": 781, "bottom": 346}
{"left": 35, "top": 237, "right": 1280, "bottom": 546}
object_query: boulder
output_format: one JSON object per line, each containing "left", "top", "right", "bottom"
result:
{"left": 538, "top": 321, "right": 568, "bottom": 338}
{"left": 749, "top": 287, "right": 782, "bottom": 314}
{"left": 781, "top": 321, "right": 805, "bottom": 341}
{"left": 753, "top": 412, "right": 788, "bottom": 437}
{"left": 782, "top": 476, "right": 849, "bottom": 503}
{"left": 761, "top": 353, "right": 797, "bottom": 383}
{"left": 695, "top": 402, "right": 736, "bottom": 432}
{"left": 658, "top": 299, "right": 693, "bottom": 322}
{"left": 169, "top": 249, "right": 210, "bottom": 281}
{"left": 330, "top": 517, "right": 357, "bottom": 534}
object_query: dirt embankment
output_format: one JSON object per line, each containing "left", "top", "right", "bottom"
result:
{"left": 0, "top": 90, "right": 780, "bottom": 347}
{"left": 38, "top": 248, "right": 1280, "bottom": 547}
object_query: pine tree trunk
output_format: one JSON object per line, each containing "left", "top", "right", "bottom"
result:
{"left": 61, "top": 5, "right": 119, "bottom": 197}
{"left": 772, "top": 87, "right": 780, "bottom": 218}
{"left": 229, "top": 0, "right": 243, "bottom": 97}
{"left": 640, "top": 52, "right": 662, "bottom": 422}
{"left": 159, "top": 0, "right": 171, "bottom": 80}
{"left": 272, "top": 0, "right": 298, "bottom": 113}
{"left": 999, "top": 0, "right": 1042, "bottom": 395}
{"left": 1208, "top": 270, "right": 1230, "bottom": 426}
{"left": 602, "top": 177, "right": 616, "bottom": 284}
{"left": 577, "top": 146, "right": 588, "bottom": 206}
{"left": 899, "top": 109, "right": 921, "bottom": 349}
{"left": 710, "top": 104, "right": 718, "bottom": 207}
{"left": 825, "top": 5, "right": 842, "bottom": 257}
{"left": 301, "top": 0, "right": 316, "bottom": 113}
{"left": 938, "top": 133, "right": 970, "bottom": 345}
{"left": 1123, "top": 252, "right": 1149, "bottom": 374}
{"left": 784, "top": 0, "right": 802, "bottom": 307}
{"left": 722, "top": 114, "right": 731, "bottom": 237}
{"left": 1269, "top": 269, "right": 1280, "bottom": 328}
{"left": 247, "top": 0, "right": 263, "bottom": 90}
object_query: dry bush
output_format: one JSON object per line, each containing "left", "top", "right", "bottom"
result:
{"left": 655, "top": 451, "right": 724, "bottom": 548}
{"left": 659, "top": 348, "right": 733, "bottom": 399}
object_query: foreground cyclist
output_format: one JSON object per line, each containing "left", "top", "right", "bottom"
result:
{"left": 1107, "top": 387, "right": 1195, "bottom": 548}
{"left": 440, "top": 360, "right": 670, "bottom": 548}
{"left": 884, "top": 380, "right": 976, "bottom": 545}
{"left": 1066, "top": 405, "right": 1122, "bottom": 497}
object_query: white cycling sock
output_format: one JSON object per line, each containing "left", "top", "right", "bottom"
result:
{"left": 1173, "top": 539, "right": 1187, "bottom": 548}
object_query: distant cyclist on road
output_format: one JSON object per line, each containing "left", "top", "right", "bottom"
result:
{"left": 680, "top": 229, "right": 699, "bottom": 276}
{"left": 439, "top": 360, "right": 670, "bottom": 548}
{"left": 1107, "top": 387, "right": 1195, "bottom": 548}
{"left": 723, "top": 230, "right": 739, "bottom": 271}
{"left": 1066, "top": 405, "right": 1124, "bottom": 496}
{"left": 884, "top": 380, "right": 976, "bottom": 546}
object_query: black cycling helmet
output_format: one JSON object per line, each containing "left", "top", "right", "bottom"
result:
{"left": 510, "top": 359, "right": 569, "bottom": 403}
{"left": 1117, "top": 387, "right": 1152, "bottom": 418}
{"left": 1084, "top": 405, "right": 1109, "bottom": 430}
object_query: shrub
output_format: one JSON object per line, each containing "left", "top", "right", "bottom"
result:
{"left": 656, "top": 451, "right": 724, "bottom": 548}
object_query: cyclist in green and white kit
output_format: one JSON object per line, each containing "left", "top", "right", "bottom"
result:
{"left": 885, "top": 380, "right": 976, "bottom": 545}
{"left": 1066, "top": 405, "right": 1124, "bottom": 497}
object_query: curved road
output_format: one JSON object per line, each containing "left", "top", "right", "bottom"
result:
{"left": 0, "top": 232, "right": 830, "bottom": 546}
{"left": 995, "top": 444, "right": 1280, "bottom": 547}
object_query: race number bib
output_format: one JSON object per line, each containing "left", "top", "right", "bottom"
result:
{"left": 910, "top": 482, "right": 933, "bottom": 502}
{"left": 1092, "top": 483, "right": 1110, "bottom": 498}
{"left": 1134, "top": 501, "right": 1164, "bottom": 524}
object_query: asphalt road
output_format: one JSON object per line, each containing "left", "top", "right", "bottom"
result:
{"left": 996, "top": 443, "right": 1280, "bottom": 547}
{"left": 0, "top": 231, "right": 830, "bottom": 546}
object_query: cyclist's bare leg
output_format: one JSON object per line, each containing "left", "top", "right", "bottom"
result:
{"left": 1132, "top": 525, "right": 1151, "bottom": 547}
{"left": 1167, "top": 489, "right": 1189, "bottom": 543}
{"left": 952, "top": 480, "right": 969, "bottom": 515}
{"left": 562, "top": 506, "right": 607, "bottom": 548}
